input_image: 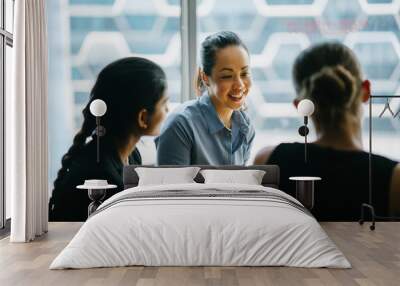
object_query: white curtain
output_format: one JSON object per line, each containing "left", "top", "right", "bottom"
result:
{"left": 8, "top": 0, "right": 48, "bottom": 242}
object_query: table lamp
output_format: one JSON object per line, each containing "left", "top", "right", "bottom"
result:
{"left": 89, "top": 99, "right": 107, "bottom": 163}
{"left": 297, "top": 99, "right": 315, "bottom": 163}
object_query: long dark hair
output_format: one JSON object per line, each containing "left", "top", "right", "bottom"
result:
{"left": 53, "top": 57, "right": 166, "bottom": 189}
{"left": 293, "top": 42, "right": 363, "bottom": 133}
{"left": 196, "top": 31, "right": 249, "bottom": 95}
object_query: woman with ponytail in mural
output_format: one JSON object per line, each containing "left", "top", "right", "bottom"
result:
{"left": 156, "top": 31, "right": 255, "bottom": 165}
{"left": 254, "top": 42, "right": 400, "bottom": 220}
{"left": 49, "top": 57, "right": 169, "bottom": 221}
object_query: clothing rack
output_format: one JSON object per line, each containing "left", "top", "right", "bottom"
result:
{"left": 359, "top": 95, "right": 400, "bottom": 230}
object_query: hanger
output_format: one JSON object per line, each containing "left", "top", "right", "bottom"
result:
{"left": 378, "top": 98, "right": 395, "bottom": 118}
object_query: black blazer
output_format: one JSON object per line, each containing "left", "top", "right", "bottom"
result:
{"left": 49, "top": 139, "right": 141, "bottom": 221}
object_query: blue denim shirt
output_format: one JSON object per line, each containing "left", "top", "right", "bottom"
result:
{"left": 155, "top": 93, "right": 255, "bottom": 165}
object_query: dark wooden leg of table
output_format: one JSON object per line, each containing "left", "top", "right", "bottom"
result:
{"left": 296, "top": 181, "right": 314, "bottom": 210}
{"left": 87, "top": 189, "right": 106, "bottom": 217}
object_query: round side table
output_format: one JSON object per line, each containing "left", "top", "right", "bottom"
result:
{"left": 289, "top": 176, "right": 321, "bottom": 210}
{"left": 77, "top": 184, "right": 117, "bottom": 216}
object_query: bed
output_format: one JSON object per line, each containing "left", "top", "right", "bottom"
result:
{"left": 50, "top": 165, "right": 350, "bottom": 269}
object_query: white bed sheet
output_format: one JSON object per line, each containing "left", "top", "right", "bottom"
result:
{"left": 50, "top": 183, "right": 350, "bottom": 269}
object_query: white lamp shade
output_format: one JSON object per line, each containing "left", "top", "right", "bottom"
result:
{"left": 90, "top": 99, "right": 107, "bottom": 117}
{"left": 297, "top": 99, "right": 315, "bottom": 116}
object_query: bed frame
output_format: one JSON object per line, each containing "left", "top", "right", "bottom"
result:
{"left": 123, "top": 165, "right": 280, "bottom": 189}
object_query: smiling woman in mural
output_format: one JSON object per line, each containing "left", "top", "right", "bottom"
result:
{"left": 156, "top": 31, "right": 255, "bottom": 165}
{"left": 49, "top": 57, "right": 169, "bottom": 221}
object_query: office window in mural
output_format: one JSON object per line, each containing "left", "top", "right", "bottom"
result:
{"left": 48, "top": 0, "right": 400, "bottom": 188}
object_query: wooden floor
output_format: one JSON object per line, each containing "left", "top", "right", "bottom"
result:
{"left": 0, "top": 222, "right": 399, "bottom": 286}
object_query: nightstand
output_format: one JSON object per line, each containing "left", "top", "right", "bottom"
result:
{"left": 289, "top": 176, "right": 321, "bottom": 210}
{"left": 77, "top": 180, "right": 117, "bottom": 216}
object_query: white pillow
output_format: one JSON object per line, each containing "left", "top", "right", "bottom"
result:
{"left": 200, "top": 169, "right": 266, "bottom": 185}
{"left": 135, "top": 167, "right": 201, "bottom": 186}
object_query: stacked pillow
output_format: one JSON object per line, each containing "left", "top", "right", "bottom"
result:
{"left": 135, "top": 167, "right": 200, "bottom": 186}
{"left": 200, "top": 169, "right": 265, "bottom": 185}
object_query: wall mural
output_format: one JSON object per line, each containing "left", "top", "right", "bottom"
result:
{"left": 48, "top": 0, "right": 400, "bottom": 183}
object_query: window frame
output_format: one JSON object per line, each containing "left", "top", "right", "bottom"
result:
{"left": 180, "top": 0, "right": 197, "bottom": 101}
{"left": 0, "top": 0, "right": 13, "bottom": 230}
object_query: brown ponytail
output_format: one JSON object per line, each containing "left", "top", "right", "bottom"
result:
{"left": 293, "top": 42, "right": 363, "bottom": 134}
{"left": 300, "top": 65, "right": 360, "bottom": 133}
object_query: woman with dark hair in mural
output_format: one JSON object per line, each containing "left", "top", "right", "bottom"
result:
{"left": 156, "top": 31, "right": 255, "bottom": 165}
{"left": 254, "top": 42, "right": 400, "bottom": 220}
{"left": 49, "top": 57, "right": 169, "bottom": 221}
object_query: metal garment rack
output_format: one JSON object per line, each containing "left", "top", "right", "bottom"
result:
{"left": 359, "top": 95, "right": 400, "bottom": 230}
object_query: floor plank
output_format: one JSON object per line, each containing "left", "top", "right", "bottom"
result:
{"left": 0, "top": 222, "right": 399, "bottom": 286}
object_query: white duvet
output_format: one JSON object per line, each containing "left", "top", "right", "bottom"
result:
{"left": 50, "top": 183, "right": 350, "bottom": 269}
